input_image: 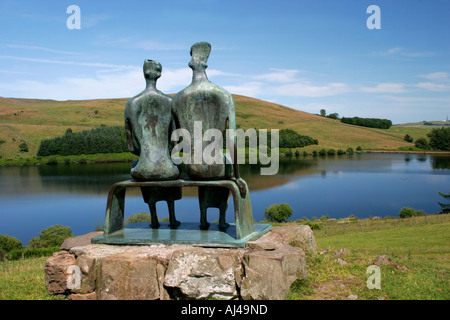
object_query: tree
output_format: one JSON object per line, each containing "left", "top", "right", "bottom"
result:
{"left": 264, "top": 203, "right": 293, "bottom": 223}
{"left": 399, "top": 207, "right": 426, "bottom": 219}
{"left": 27, "top": 225, "right": 73, "bottom": 248}
{"left": 415, "top": 138, "right": 431, "bottom": 150}
{"left": 0, "top": 235, "right": 22, "bottom": 259}
{"left": 428, "top": 127, "right": 450, "bottom": 151}
{"left": 403, "top": 134, "right": 413, "bottom": 143}
{"left": 320, "top": 109, "right": 326, "bottom": 117}
{"left": 438, "top": 191, "right": 450, "bottom": 214}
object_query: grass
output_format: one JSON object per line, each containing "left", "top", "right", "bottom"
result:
{"left": 0, "top": 214, "right": 448, "bottom": 300}
{"left": 0, "top": 256, "right": 53, "bottom": 300}
{"left": 286, "top": 214, "right": 450, "bottom": 300}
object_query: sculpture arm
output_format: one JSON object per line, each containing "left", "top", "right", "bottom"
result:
{"left": 226, "top": 112, "right": 247, "bottom": 198}
{"left": 125, "top": 118, "right": 140, "bottom": 156}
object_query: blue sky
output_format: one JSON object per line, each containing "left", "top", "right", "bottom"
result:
{"left": 0, "top": 0, "right": 449, "bottom": 124}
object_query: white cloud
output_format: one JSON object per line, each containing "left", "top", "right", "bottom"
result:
{"left": 273, "top": 82, "right": 349, "bottom": 97}
{"left": 420, "top": 72, "right": 449, "bottom": 81}
{"left": 223, "top": 81, "right": 265, "bottom": 97}
{"left": 415, "top": 82, "right": 450, "bottom": 92}
{"left": 253, "top": 68, "right": 302, "bottom": 83}
{"left": 360, "top": 83, "right": 407, "bottom": 94}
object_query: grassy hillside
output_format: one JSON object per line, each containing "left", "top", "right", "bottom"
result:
{"left": 0, "top": 95, "right": 436, "bottom": 161}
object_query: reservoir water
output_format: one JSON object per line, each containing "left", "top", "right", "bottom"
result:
{"left": 1, "top": 153, "right": 449, "bottom": 245}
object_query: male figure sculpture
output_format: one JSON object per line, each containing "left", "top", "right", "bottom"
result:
{"left": 125, "top": 59, "right": 181, "bottom": 228}
{"left": 172, "top": 42, "right": 245, "bottom": 229}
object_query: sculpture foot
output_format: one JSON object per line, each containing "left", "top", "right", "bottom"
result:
{"left": 170, "top": 219, "right": 181, "bottom": 228}
{"left": 219, "top": 222, "right": 230, "bottom": 229}
{"left": 200, "top": 222, "right": 210, "bottom": 230}
{"left": 150, "top": 221, "right": 160, "bottom": 229}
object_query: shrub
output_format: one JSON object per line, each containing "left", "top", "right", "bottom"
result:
{"left": 399, "top": 207, "right": 426, "bottom": 219}
{"left": 415, "top": 138, "right": 431, "bottom": 150}
{"left": 318, "top": 149, "right": 327, "bottom": 156}
{"left": 278, "top": 129, "right": 317, "bottom": 148}
{"left": 304, "top": 222, "right": 321, "bottom": 230}
{"left": 428, "top": 127, "right": 450, "bottom": 151}
{"left": 264, "top": 203, "right": 293, "bottom": 223}
{"left": 327, "top": 149, "right": 336, "bottom": 155}
{"left": 27, "top": 225, "right": 73, "bottom": 248}
{"left": 0, "top": 235, "right": 23, "bottom": 259}
{"left": 285, "top": 149, "right": 293, "bottom": 157}
{"left": 404, "top": 134, "right": 414, "bottom": 143}
{"left": 19, "top": 142, "right": 28, "bottom": 152}
{"left": 125, "top": 211, "right": 154, "bottom": 225}
{"left": 346, "top": 147, "right": 354, "bottom": 154}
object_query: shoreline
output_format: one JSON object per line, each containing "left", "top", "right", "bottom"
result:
{"left": 1, "top": 149, "right": 450, "bottom": 167}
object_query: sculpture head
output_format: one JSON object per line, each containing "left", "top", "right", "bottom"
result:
{"left": 188, "top": 41, "right": 211, "bottom": 70}
{"left": 143, "top": 59, "right": 162, "bottom": 80}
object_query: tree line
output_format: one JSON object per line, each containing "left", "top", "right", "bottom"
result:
{"left": 340, "top": 117, "right": 392, "bottom": 129}
{"left": 37, "top": 126, "right": 128, "bottom": 156}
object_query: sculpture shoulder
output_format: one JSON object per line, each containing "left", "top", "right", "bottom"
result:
{"left": 173, "top": 80, "right": 234, "bottom": 106}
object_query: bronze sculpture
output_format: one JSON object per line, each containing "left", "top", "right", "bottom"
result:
{"left": 92, "top": 41, "right": 269, "bottom": 247}
{"left": 172, "top": 41, "right": 244, "bottom": 229}
{"left": 124, "top": 59, "right": 181, "bottom": 228}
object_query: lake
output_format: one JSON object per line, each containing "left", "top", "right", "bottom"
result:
{"left": 1, "top": 153, "right": 449, "bottom": 245}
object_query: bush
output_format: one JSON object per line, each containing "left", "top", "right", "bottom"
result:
{"left": 346, "top": 147, "right": 354, "bottom": 154}
{"left": 304, "top": 222, "right": 321, "bottom": 230}
{"left": 327, "top": 149, "right": 336, "bottom": 155}
{"left": 125, "top": 211, "right": 154, "bottom": 225}
{"left": 27, "top": 225, "right": 73, "bottom": 248}
{"left": 19, "top": 142, "right": 28, "bottom": 152}
{"left": 278, "top": 129, "right": 317, "bottom": 148}
{"left": 415, "top": 138, "right": 431, "bottom": 150}
{"left": 0, "top": 235, "right": 23, "bottom": 259}
{"left": 264, "top": 203, "right": 293, "bottom": 223}
{"left": 428, "top": 127, "right": 450, "bottom": 151}
{"left": 399, "top": 207, "right": 426, "bottom": 219}
{"left": 404, "top": 134, "right": 414, "bottom": 143}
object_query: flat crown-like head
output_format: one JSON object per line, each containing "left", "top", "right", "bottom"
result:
{"left": 189, "top": 41, "right": 211, "bottom": 70}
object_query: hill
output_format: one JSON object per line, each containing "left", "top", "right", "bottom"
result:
{"left": 0, "top": 95, "right": 433, "bottom": 160}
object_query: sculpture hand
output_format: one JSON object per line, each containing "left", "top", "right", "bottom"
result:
{"left": 234, "top": 178, "right": 247, "bottom": 198}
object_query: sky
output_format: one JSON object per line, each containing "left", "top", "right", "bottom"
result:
{"left": 0, "top": 0, "right": 449, "bottom": 124}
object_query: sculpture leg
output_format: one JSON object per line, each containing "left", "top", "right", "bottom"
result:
{"left": 219, "top": 204, "right": 230, "bottom": 229}
{"left": 148, "top": 201, "right": 160, "bottom": 229}
{"left": 198, "top": 187, "right": 210, "bottom": 229}
{"left": 167, "top": 200, "right": 180, "bottom": 228}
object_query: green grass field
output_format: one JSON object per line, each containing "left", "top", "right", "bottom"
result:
{"left": 1, "top": 215, "right": 448, "bottom": 300}
{"left": 286, "top": 214, "right": 450, "bottom": 300}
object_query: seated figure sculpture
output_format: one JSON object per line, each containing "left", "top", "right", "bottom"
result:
{"left": 124, "top": 59, "right": 181, "bottom": 228}
{"left": 172, "top": 42, "right": 246, "bottom": 230}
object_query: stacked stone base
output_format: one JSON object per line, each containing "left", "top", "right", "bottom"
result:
{"left": 44, "top": 225, "right": 316, "bottom": 300}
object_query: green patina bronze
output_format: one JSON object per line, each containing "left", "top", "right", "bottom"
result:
{"left": 92, "top": 42, "right": 270, "bottom": 247}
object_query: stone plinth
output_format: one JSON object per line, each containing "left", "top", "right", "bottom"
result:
{"left": 44, "top": 225, "right": 316, "bottom": 300}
